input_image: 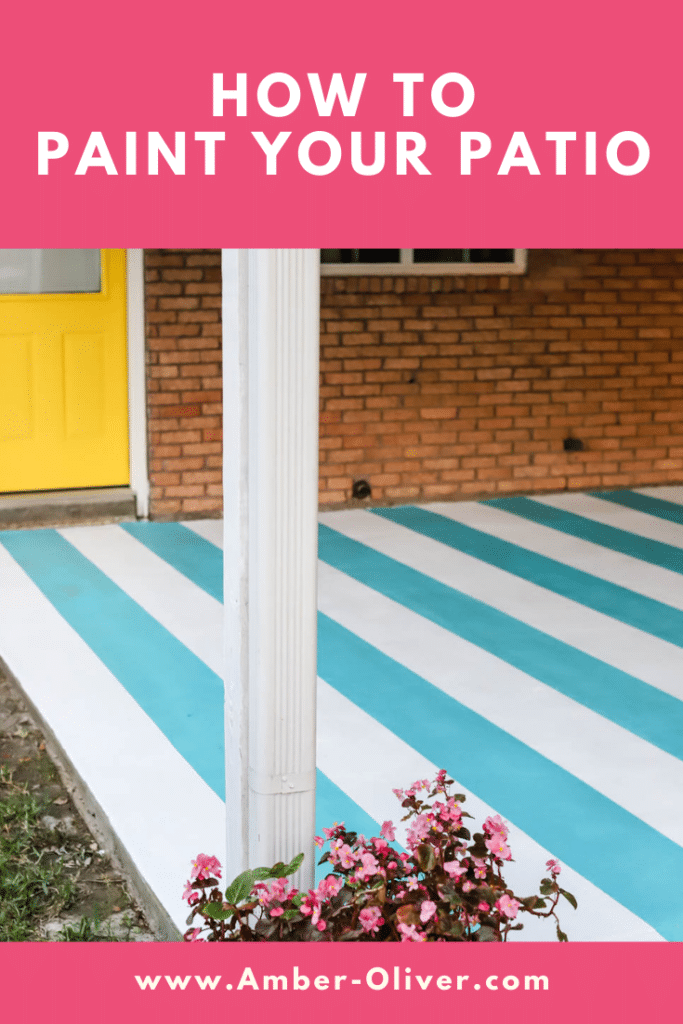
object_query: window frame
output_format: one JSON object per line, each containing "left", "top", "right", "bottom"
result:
{"left": 320, "top": 248, "right": 527, "bottom": 276}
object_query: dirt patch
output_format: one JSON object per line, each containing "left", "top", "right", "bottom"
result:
{"left": 0, "top": 666, "right": 155, "bottom": 941}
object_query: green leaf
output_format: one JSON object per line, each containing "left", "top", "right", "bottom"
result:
{"left": 284, "top": 852, "right": 305, "bottom": 876}
{"left": 560, "top": 888, "right": 578, "bottom": 910}
{"left": 556, "top": 923, "right": 568, "bottom": 942}
{"left": 282, "top": 908, "right": 300, "bottom": 921}
{"left": 202, "top": 902, "right": 235, "bottom": 921}
{"left": 539, "top": 878, "right": 556, "bottom": 896}
{"left": 224, "top": 869, "right": 256, "bottom": 905}
{"left": 268, "top": 861, "right": 288, "bottom": 878}
{"left": 251, "top": 866, "right": 276, "bottom": 881}
{"left": 475, "top": 925, "right": 497, "bottom": 942}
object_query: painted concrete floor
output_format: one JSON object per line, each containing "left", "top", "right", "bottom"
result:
{"left": 1, "top": 488, "right": 682, "bottom": 941}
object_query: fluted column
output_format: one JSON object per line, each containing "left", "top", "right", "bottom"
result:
{"left": 222, "top": 249, "right": 319, "bottom": 888}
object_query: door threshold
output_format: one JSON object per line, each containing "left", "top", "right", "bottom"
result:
{"left": 0, "top": 488, "right": 137, "bottom": 530}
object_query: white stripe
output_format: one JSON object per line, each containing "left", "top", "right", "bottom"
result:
{"left": 0, "top": 543, "right": 225, "bottom": 935}
{"left": 183, "top": 519, "right": 224, "bottom": 549}
{"left": 426, "top": 500, "right": 683, "bottom": 612}
{"left": 318, "top": 557, "right": 683, "bottom": 848}
{"left": 59, "top": 525, "right": 223, "bottom": 676}
{"left": 637, "top": 486, "right": 683, "bottom": 507}
{"left": 534, "top": 492, "right": 683, "bottom": 550}
{"left": 317, "top": 679, "right": 663, "bottom": 942}
{"left": 320, "top": 508, "right": 683, "bottom": 701}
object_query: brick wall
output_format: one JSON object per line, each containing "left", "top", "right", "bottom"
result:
{"left": 145, "top": 249, "right": 683, "bottom": 518}
{"left": 319, "top": 249, "right": 683, "bottom": 506}
{"left": 145, "top": 249, "right": 223, "bottom": 519}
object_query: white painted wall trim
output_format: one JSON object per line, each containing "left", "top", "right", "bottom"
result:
{"left": 223, "top": 249, "right": 320, "bottom": 889}
{"left": 126, "top": 249, "right": 149, "bottom": 518}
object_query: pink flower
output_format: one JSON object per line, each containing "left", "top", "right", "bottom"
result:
{"left": 398, "top": 923, "right": 427, "bottom": 943}
{"left": 359, "top": 906, "right": 384, "bottom": 934}
{"left": 323, "top": 823, "right": 344, "bottom": 839}
{"left": 255, "top": 877, "right": 295, "bottom": 907}
{"left": 485, "top": 833, "right": 512, "bottom": 861}
{"left": 473, "top": 858, "right": 487, "bottom": 880}
{"left": 546, "top": 858, "right": 561, "bottom": 877}
{"left": 317, "top": 920, "right": 327, "bottom": 931}
{"left": 187, "top": 928, "right": 205, "bottom": 942}
{"left": 314, "top": 835, "right": 325, "bottom": 848}
{"left": 483, "top": 815, "right": 509, "bottom": 839}
{"left": 406, "top": 813, "right": 431, "bottom": 849}
{"left": 462, "top": 880, "right": 475, "bottom": 893}
{"left": 420, "top": 900, "right": 437, "bottom": 923}
{"left": 495, "top": 894, "right": 521, "bottom": 919}
{"left": 387, "top": 861, "right": 397, "bottom": 871}
{"left": 381, "top": 820, "right": 396, "bottom": 842}
{"left": 190, "top": 854, "right": 222, "bottom": 881}
{"left": 270, "top": 907, "right": 284, "bottom": 917}
{"left": 478, "top": 901, "right": 490, "bottom": 912}
{"left": 406, "top": 877, "right": 420, "bottom": 891}
{"left": 444, "top": 860, "right": 467, "bottom": 879}
{"left": 301, "top": 892, "right": 322, "bottom": 926}
{"left": 355, "top": 852, "right": 380, "bottom": 881}
{"left": 182, "top": 880, "right": 200, "bottom": 905}
{"left": 338, "top": 844, "right": 356, "bottom": 870}
{"left": 316, "top": 875, "right": 343, "bottom": 901}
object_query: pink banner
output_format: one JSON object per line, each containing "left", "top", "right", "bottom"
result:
{"left": 0, "top": 0, "right": 680, "bottom": 245}
{"left": 2, "top": 941, "right": 680, "bottom": 1022}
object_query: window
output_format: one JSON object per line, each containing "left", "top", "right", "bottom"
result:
{"left": 320, "top": 249, "right": 526, "bottom": 275}
{"left": 0, "top": 249, "right": 101, "bottom": 295}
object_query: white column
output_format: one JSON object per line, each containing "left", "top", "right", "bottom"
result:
{"left": 222, "top": 249, "right": 320, "bottom": 889}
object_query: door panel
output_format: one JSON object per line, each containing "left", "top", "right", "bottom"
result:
{"left": 0, "top": 250, "right": 129, "bottom": 492}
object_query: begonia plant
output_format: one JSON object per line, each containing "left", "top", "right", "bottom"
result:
{"left": 182, "top": 770, "right": 576, "bottom": 942}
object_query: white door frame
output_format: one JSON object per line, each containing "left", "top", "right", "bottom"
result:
{"left": 126, "top": 249, "right": 149, "bottom": 518}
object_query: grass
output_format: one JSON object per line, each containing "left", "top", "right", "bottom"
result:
{"left": 0, "top": 767, "right": 76, "bottom": 941}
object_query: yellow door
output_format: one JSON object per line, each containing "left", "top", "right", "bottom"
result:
{"left": 0, "top": 249, "right": 129, "bottom": 492}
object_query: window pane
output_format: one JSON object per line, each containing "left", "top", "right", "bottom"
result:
{"left": 0, "top": 250, "right": 102, "bottom": 295}
{"left": 413, "top": 249, "right": 515, "bottom": 264}
{"left": 321, "top": 249, "right": 401, "bottom": 264}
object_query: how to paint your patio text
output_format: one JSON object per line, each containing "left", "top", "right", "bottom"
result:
{"left": 37, "top": 73, "right": 649, "bottom": 178}
{"left": 134, "top": 967, "right": 550, "bottom": 993}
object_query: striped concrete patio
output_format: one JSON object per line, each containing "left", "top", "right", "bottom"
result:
{"left": 0, "top": 487, "right": 682, "bottom": 941}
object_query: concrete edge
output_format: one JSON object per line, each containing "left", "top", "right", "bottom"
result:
{"left": 0, "top": 656, "right": 181, "bottom": 942}
{"left": 0, "top": 489, "right": 137, "bottom": 530}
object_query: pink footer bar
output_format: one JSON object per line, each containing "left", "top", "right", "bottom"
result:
{"left": 3, "top": 942, "right": 680, "bottom": 1023}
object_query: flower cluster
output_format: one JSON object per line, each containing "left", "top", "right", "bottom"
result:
{"left": 182, "top": 770, "right": 576, "bottom": 942}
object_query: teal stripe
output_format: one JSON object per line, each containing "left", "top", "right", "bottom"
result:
{"left": 318, "top": 611, "right": 680, "bottom": 940}
{"left": 373, "top": 505, "right": 683, "bottom": 649}
{"left": 486, "top": 495, "right": 683, "bottom": 575}
{"left": 595, "top": 489, "right": 683, "bottom": 527}
{"left": 320, "top": 522, "right": 683, "bottom": 764}
{"left": 120, "top": 522, "right": 223, "bottom": 601}
{"left": 0, "top": 529, "right": 225, "bottom": 800}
